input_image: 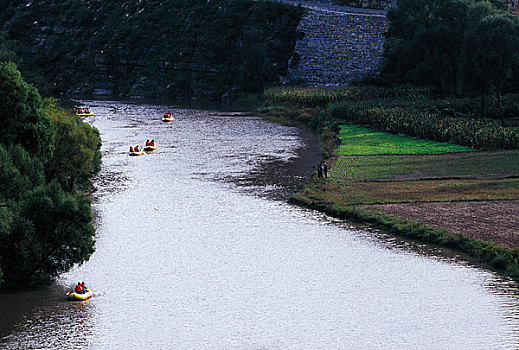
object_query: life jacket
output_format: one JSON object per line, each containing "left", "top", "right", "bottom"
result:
{"left": 85, "top": 108, "right": 90, "bottom": 113}
{"left": 75, "top": 284, "right": 82, "bottom": 293}
{"left": 81, "top": 283, "right": 86, "bottom": 292}
{"left": 78, "top": 109, "right": 83, "bottom": 114}
{"left": 130, "top": 147, "right": 134, "bottom": 152}
{"left": 146, "top": 141, "right": 150, "bottom": 146}
{"left": 150, "top": 140, "right": 154, "bottom": 146}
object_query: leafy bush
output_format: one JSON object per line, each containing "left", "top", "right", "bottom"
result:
{"left": 44, "top": 98, "right": 102, "bottom": 192}
{"left": 0, "top": 62, "right": 54, "bottom": 161}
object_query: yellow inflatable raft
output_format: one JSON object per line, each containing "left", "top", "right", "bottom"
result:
{"left": 144, "top": 145, "right": 157, "bottom": 151}
{"left": 67, "top": 288, "right": 93, "bottom": 301}
{"left": 161, "top": 117, "right": 174, "bottom": 122}
{"left": 77, "top": 112, "right": 94, "bottom": 117}
{"left": 129, "top": 151, "right": 144, "bottom": 156}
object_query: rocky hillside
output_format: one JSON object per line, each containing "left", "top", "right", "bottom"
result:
{"left": 0, "top": 0, "right": 302, "bottom": 100}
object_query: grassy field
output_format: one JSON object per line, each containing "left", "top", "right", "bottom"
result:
{"left": 329, "top": 151, "right": 519, "bottom": 182}
{"left": 335, "top": 124, "right": 476, "bottom": 156}
{"left": 328, "top": 126, "right": 519, "bottom": 204}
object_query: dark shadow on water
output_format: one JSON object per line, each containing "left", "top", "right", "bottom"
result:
{"left": 218, "top": 122, "right": 322, "bottom": 201}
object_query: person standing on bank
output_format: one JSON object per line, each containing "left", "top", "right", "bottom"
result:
{"left": 317, "top": 164, "right": 323, "bottom": 178}
{"left": 323, "top": 163, "right": 328, "bottom": 178}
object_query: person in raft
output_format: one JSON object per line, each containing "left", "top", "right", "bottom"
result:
{"left": 78, "top": 108, "right": 83, "bottom": 114}
{"left": 146, "top": 139, "right": 150, "bottom": 146}
{"left": 80, "top": 282, "right": 87, "bottom": 292}
{"left": 85, "top": 107, "right": 90, "bottom": 113}
{"left": 129, "top": 146, "right": 134, "bottom": 153}
{"left": 134, "top": 145, "right": 140, "bottom": 152}
{"left": 75, "top": 282, "right": 84, "bottom": 294}
{"left": 150, "top": 139, "right": 155, "bottom": 146}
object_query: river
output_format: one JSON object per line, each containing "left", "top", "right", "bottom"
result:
{"left": 1, "top": 100, "right": 518, "bottom": 349}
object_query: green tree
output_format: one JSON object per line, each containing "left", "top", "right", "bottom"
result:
{"left": 0, "top": 62, "right": 54, "bottom": 161}
{"left": 0, "top": 181, "right": 95, "bottom": 284}
{"left": 0, "top": 143, "right": 45, "bottom": 285}
{"left": 430, "top": 0, "right": 473, "bottom": 94}
{"left": 383, "top": 0, "right": 500, "bottom": 96}
{"left": 0, "top": 144, "right": 45, "bottom": 201}
{"left": 462, "top": 13, "right": 519, "bottom": 114}
{"left": 237, "top": 26, "right": 271, "bottom": 93}
{"left": 0, "top": 33, "right": 18, "bottom": 63}
{"left": 383, "top": 0, "right": 437, "bottom": 86}
{"left": 44, "top": 99, "right": 102, "bottom": 192}
{"left": 0, "top": 67, "right": 98, "bottom": 288}
{"left": 0, "top": 198, "right": 13, "bottom": 284}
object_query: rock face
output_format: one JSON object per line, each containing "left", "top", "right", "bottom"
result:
{"left": 287, "top": 7, "right": 388, "bottom": 86}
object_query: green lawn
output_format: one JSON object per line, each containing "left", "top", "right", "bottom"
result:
{"left": 335, "top": 124, "right": 476, "bottom": 156}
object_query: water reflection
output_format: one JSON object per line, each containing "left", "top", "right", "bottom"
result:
{"left": 0, "top": 285, "right": 94, "bottom": 348}
{"left": 0, "top": 100, "right": 518, "bottom": 349}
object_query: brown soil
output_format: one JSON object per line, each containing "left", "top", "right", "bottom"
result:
{"left": 370, "top": 201, "right": 519, "bottom": 249}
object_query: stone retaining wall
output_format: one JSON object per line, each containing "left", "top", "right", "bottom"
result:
{"left": 310, "top": 0, "right": 515, "bottom": 11}
{"left": 287, "top": 7, "right": 388, "bottom": 86}
{"left": 313, "top": 0, "right": 395, "bottom": 10}
{"left": 342, "top": 0, "right": 395, "bottom": 9}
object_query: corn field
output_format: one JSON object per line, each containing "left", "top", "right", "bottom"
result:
{"left": 264, "top": 86, "right": 428, "bottom": 107}
{"left": 329, "top": 106, "right": 519, "bottom": 150}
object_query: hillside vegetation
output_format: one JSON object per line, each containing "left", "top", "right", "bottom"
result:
{"left": 0, "top": 0, "right": 303, "bottom": 100}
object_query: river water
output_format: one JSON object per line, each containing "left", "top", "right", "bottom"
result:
{"left": 1, "top": 100, "right": 518, "bottom": 349}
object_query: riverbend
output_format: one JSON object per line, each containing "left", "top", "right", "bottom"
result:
{"left": 1, "top": 101, "right": 518, "bottom": 349}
